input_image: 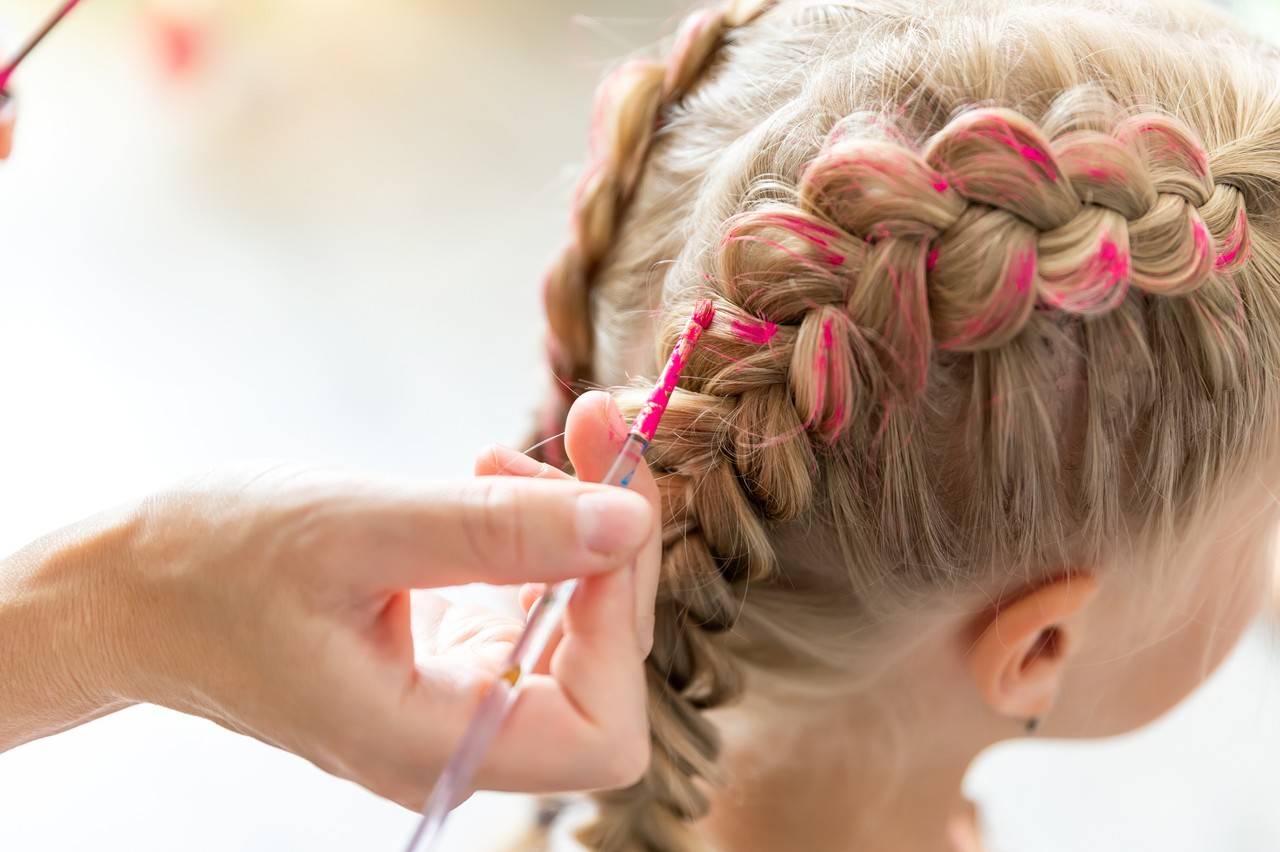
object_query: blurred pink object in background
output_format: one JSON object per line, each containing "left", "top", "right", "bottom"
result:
{"left": 143, "top": 6, "right": 207, "bottom": 79}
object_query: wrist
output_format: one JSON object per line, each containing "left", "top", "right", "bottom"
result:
{"left": 0, "top": 506, "right": 140, "bottom": 750}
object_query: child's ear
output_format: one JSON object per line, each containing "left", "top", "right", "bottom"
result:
{"left": 965, "top": 574, "right": 1100, "bottom": 723}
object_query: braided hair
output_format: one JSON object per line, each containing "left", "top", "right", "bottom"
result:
{"left": 529, "top": 1, "right": 1280, "bottom": 849}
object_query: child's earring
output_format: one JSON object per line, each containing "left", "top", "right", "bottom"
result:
{"left": 1024, "top": 716, "right": 1041, "bottom": 735}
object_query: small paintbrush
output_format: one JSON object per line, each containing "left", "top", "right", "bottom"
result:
{"left": 403, "top": 299, "right": 717, "bottom": 852}
{"left": 0, "top": 0, "right": 86, "bottom": 106}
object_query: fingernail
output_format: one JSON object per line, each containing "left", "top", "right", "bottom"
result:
{"left": 577, "top": 489, "right": 651, "bottom": 557}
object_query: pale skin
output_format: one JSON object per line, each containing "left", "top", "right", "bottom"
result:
{"left": 0, "top": 391, "right": 666, "bottom": 809}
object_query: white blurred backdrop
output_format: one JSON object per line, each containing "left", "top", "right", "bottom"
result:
{"left": 0, "top": 1, "right": 1276, "bottom": 850}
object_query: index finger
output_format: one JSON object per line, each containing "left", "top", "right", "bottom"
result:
{"left": 336, "top": 475, "right": 655, "bottom": 590}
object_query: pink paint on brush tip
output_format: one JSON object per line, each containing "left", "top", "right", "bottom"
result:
{"left": 732, "top": 317, "right": 778, "bottom": 345}
{"left": 692, "top": 299, "right": 716, "bottom": 329}
{"left": 632, "top": 300, "right": 716, "bottom": 443}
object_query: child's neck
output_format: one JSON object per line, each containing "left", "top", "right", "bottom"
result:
{"left": 695, "top": 701, "right": 986, "bottom": 852}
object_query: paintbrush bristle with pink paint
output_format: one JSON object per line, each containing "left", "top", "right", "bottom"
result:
{"left": 403, "top": 299, "right": 717, "bottom": 852}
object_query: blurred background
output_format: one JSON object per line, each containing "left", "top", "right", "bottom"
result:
{"left": 0, "top": 1, "right": 1277, "bottom": 850}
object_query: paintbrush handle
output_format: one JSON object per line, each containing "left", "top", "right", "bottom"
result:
{"left": 0, "top": 0, "right": 84, "bottom": 91}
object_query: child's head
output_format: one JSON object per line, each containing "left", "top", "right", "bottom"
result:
{"left": 534, "top": 0, "right": 1280, "bottom": 847}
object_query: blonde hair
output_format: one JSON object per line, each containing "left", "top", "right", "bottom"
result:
{"left": 529, "top": 0, "right": 1280, "bottom": 848}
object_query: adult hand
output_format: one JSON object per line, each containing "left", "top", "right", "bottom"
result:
{"left": 0, "top": 391, "right": 661, "bottom": 809}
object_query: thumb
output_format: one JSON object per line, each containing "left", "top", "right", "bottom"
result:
{"left": 562, "top": 390, "right": 664, "bottom": 655}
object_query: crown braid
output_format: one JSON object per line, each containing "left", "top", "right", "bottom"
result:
{"left": 700, "top": 86, "right": 1253, "bottom": 442}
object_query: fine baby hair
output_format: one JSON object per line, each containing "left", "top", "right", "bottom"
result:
{"left": 530, "top": 0, "right": 1280, "bottom": 849}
